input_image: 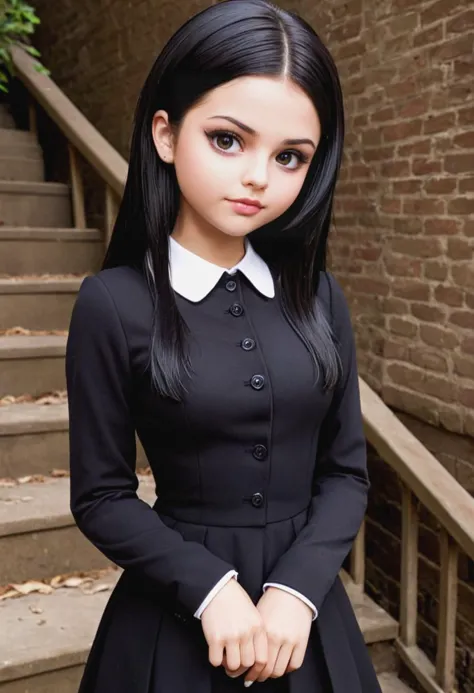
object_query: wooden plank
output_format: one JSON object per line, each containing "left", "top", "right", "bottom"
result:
{"left": 359, "top": 378, "right": 474, "bottom": 562}
{"left": 436, "top": 530, "right": 458, "bottom": 691}
{"left": 11, "top": 46, "right": 127, "bottom": 197}
{"left": 400, "top": 487, "right": 418, "bottom": 648}
{"left": 396, "top": 641, "right": 445, "bottom": 693}
{"left": 105, "top": 184, "right": 119, "bottom": 249}
{"left": 350, "top": 520, "right": 365, "bottom": 591}
{"left": 68, "top": 143, "right": 86, "bottom": 229}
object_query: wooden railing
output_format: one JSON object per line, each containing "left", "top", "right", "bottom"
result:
{"left": 11, "top": 45, "right": 127, "bottom": 247}
{"left": 11, "top": 45, "right": 474, "bottom": 693}
{"left": 349, "top": 379, "right": 474, "bottom": 693}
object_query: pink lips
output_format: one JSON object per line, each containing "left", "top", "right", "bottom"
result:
{"left": 227, "top": 198, "right": 264, "bottom": 216}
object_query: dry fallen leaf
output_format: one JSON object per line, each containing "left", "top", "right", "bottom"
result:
{"left": 29, "top": 606, "right": 43, "bottom": 614}
{"left": 10, "top": 581, "right": 54, "bottom": 596}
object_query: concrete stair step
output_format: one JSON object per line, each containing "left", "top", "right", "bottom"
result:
{"left": 0, "top": 156, "right": 44, "bottom": 182}
{"left": 0, "top": 227, "right": 103, "bottom": 275}
{"left": 0, "top": 180, "right": 72, "bottom": 227}
{"left": 0, "top": 402, "right": 69, "bottom": 478}
{"left": 0, "top": 128, "right": 37, "bottom": 146}
{"left": 0, "top": 567, "right": 409, "bottom": 693}
{"left": 0, "top": 334, "right": 66, "bottom": 398}
{"left": 0, "top": 276, "right": 85, "bottom": 331}
{"left": 0, "top": 401, "right": 149, "bottom": 478}
{"left": 0, "top": 140, "right": 42, "bottom": 159}
{"left": 0, "top": 476, "right": 156, "bottom": 585}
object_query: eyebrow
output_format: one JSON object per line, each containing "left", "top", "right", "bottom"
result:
{"left": 207, "top": 115, "right": 317, "bottom": 150}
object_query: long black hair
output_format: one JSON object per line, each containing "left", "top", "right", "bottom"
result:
{"left": 102, "top": 0, "right": 345, "bottom": 401}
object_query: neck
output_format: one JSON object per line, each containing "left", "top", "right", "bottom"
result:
{"left": 171, "top": 201, "right": 247, "bottom": 269}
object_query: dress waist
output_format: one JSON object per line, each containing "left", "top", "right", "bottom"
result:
{"left": 152, "top": 495, "right": 311, "bottom": 527}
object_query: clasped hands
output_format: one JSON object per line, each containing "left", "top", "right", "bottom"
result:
{"left": 201, "top": 578, "right": 313, "bottom": 686}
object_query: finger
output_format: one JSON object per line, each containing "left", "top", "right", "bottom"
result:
{"left": 286, "top": 642, "right": 306, "bottom": 673}
{"left": 256, "top": 640, "right": 279, "bottom": 682}
{"left": 240, "top": 635, "right": 256, "bottom": 670}
{"left": 208, "top": 639, "right": 224, "bottom": 668}
{"left": 224, "top": 640, "right": 241, "bottom": 673}
{"left": 244, "top": 629, "right": 268, "bottom": 683}
{"left": 271, "top": 642, "right": 293, "bottom": 678}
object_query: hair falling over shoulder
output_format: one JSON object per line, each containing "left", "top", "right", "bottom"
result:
{"left": 102, "top": 0, "right": 345, "bottom": 401}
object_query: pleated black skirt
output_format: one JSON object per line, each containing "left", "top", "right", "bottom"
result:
{"left": 77, "top": 509, "right": 382, "bottom": 693}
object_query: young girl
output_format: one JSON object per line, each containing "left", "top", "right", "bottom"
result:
{"left": 66, "top": 1, "right": 381, "bottom": 691}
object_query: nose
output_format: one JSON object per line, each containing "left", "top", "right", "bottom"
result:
{"left": 241, "top": 154, "right": 269, "bottom": 190}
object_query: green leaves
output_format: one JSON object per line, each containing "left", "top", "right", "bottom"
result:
{"left": 0, "top": 0, "right": 48, "bottom": 93}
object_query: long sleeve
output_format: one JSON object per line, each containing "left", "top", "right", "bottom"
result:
{"left": 263, "top": 272, "right": 369, "bottom": 614}
{"left": 66, "top": 274, "right": 236, "bottom": 617}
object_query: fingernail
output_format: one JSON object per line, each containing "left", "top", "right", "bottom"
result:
{"left": 244, "top": 682, "right": 254, "bottom": 688}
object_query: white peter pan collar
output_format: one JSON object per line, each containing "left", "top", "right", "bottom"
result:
{"left": 168, "top": 236, "right": 275, "bottom": 302}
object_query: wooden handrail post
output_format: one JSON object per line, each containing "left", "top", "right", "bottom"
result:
{"left": 28, "top": 99, "right": 37, "bottom": 136}
{"left": 105, "top": 184, "right": 119, "bottom": 249}
{"left": 436, "top": 530, "right": 458, "bottom": 692}
{"left": 400, "top": 486, "right": 418, "bottom": 648}
{"left": 350, "top": 520, "right": 365, "bottom": 592}
{"left": 68, "top": 142, "right": 86, "bottom": 229}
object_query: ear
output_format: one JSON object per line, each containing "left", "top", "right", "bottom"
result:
{"left": 151, "top": 110, "right": 175, "bottom": 164}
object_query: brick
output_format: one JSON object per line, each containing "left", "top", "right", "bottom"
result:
{"left": 363, "top": 146, "right": 396, "bottom": 162}
{"left": 393, "top": 179, "right": 423, "bottom": 194}
{"left": 423, "top": 111, "right": 456, "bottom": 135}
{"left": 452, "top": 265, "right": 474, "bottom": 289}
{"left": 381, "top": 197, "right": 401, "bottom": 214}
{"left": 454, "top": 57, "right": 474, "bottom": 79}
{"left": 420, "top": 324, "right": 460, "bottom": 349}
{"left": 410, "top": 348, "right": 449, "bottom": 373}
{"left": 328, "top": 17, "right": 362, "bottom": 43}
{"left": 391, "top": 237, "right": 443, "bottom": 258}
{"left": 394, "top": 217, "right": 424, "bottom": 234}
{"left": 412, "top": 158, "right": 443, "bottom": 176}
{"left": 447, "top": 238, "right": 473, "bottom": 260}
{"left": 387, "top": 12, "right": 419, "bottom": 36}
{"left": 392, "top": 280, "right": 430, "bottom": 301}
{"left": 382, "top": 119, "right": 423, "bottom": 143}
{"left": 411, "top": 302, "right": 446, "bottom": 323}
{"left": 402, "top": 198, "right": 445, "bottom": 215}
{"left": 460, "top": 386, "right": 474, "bottom": 408}
{"left": 384, "top": 339, "right": 409, "bottom": 360}
{"left": 388, "top": 316, "right": 418, "bottom": 337}
{"left": 398, "top": 139, "right": 431, "bottom": 157}
{"left": 434, "top": 285, "right": 464, "bottom": 306}
{"left": 425, "top": 261, "right": 450, "bottom": 281}
{"left": 450, "top": 311, "right": 474, "bottom": 330}
{"left": 460, "top": 178, "right": 474, "bottom": 193}
{"left": 453, "top": 131, "right": 474, "bottom": 149}
{"left": 445, "top": 154, "right": 473, "bottom": 173}
{"left": 385, "top": 255, "right": 423, "bottom": 278}
{"left": 353, "top": 277, "right": 389, "bottom": 295}
{"left": 448, "top": 197, "right": 474, "bottom": 215}
{"left": 371, "top": 107, "right": 395, "bottom": 123}
{"left": 423, "top": 218, "right": 460, "bottom": 235}
{"left": 361, "top": 128, "right": 383, "bottom": 146}
{"left": 381, "top": 160, "right": 412, "bottom": 178}
{"left": 424, "top": 177, "right": 457, "bottom": 194}
{"left": 453, "top": 354, "right": 474, "bottom": 379}
{"left": 458, "top": 106, "right": 474, "bottom": 127}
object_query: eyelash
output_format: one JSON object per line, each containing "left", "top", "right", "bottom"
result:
{"left": 205, "top": 129, "right": 310, "bottom": 169}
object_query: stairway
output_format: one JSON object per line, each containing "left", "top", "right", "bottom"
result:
{"left": 0, "top": 102, "right": 415, "bottom": 693}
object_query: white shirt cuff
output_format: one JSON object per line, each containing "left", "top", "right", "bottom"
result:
{"left": 194, "top": 570, "right": 238, "bottom": 619}
{"left": 262, "top": 583, "right": 318, "bottom": 620}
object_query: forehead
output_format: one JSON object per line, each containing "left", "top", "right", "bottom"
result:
{"left": 191, "top": 75, "right": 321, "bottom": 139}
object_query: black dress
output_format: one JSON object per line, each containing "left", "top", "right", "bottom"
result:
{"left": 65, "top": 262, "right": 382, "bottom": 693}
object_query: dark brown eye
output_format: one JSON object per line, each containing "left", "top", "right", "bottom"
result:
{"left": 277, "top": 152, "right": 292, "bottom": 165}
{"left": 215, "top": 134, "right": 235, "bottom": 150}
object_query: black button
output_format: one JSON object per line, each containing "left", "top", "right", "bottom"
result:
{"left": 229, "top": 302, "right": 244, "bottom": 317}
{"left": 252, "top": 444, "right": 268, "bottom": 461}
{"left": 226, "top": 280, "right": 237, "bottom": 292}
{"left": 251, "top": 492, "right": 264, "bottom": 508}
{"left": 241, "top": 338, "right": 255, "bottom": 351}
{"left": 250, "top": 374, "right": 265, "bottom": 390}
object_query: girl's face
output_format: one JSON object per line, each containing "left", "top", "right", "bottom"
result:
{"left": 152, "top": 75, "right": 321, "bottom": 242}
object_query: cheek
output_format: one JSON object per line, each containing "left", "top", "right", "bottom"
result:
{"left": 271, "top": 171, "right": 306, "bottom": 210}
